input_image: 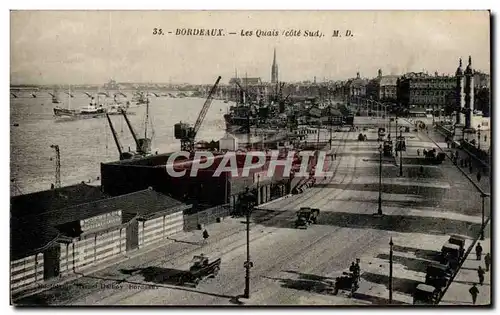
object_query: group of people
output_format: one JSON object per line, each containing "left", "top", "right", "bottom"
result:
{"left": 469, "top": 242, "right": 491, "bottom": 305}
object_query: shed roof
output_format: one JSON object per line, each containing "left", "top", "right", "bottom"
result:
{"left": 10, "top": 183, "right": 109, "bottom": 219}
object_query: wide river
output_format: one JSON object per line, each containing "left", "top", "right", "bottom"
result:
{"left": 10, "top": 92, "right": 233, "bottom": 195}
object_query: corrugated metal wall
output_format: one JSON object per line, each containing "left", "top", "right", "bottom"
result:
{"left": 138, "top": 211, "right": 184, "bottom": 248}
{"left": 59, "top": 227, "right": 126, "bottom": 274}
{"left": 10, "top": 253, "right": 44, "bottom": 293}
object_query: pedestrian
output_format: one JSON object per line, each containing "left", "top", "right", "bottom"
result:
{"left": 484, "top": 253, "right": 491, "bottom": 272}
{"left": 417, "top": 149, "right": 420, "bottom": 156}
{"left": 478, "top": 266, "right": 485, "bottom": 285}
{"left": 477, "top": 172, "right": 482, "bottom": 182}
{"left": 349, "top": 262, "right": 356, "bottom": 273}
{"left": 334, "top": 153, "right": 337, "bottom": 160}
{"left": 202, "top": 229, "right": 209, "bottom": 245}
{"left": 476, "top": 242, "right": 483, "bottom": 260}
{"left": 484, "top": 135, "right": 487, "bottom": 142}
{"left": 469, "top": 283, "right": 479, "bottom": 304}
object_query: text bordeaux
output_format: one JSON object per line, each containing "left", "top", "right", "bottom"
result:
{"left": 175, "top": 28, "right": 225, "bottom": 36}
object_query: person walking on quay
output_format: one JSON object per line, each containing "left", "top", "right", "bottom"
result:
{"left": 477, "top": 172, "right": 482, "bottom": 182}
{"left": 334, "top": 152, "right": 337, "bottom": 160}
{"left": 202, "top": 229, "right": 209, "bottom": 245}
{"left": 417, "top": 149, "right": 420, "bottom": 156}
{"left": 485, "top": 253, "right": 491, "bottom": 272}
{"left": 469, "top": 284, "right": 479, "bottom": 305}
{"left": 476, "top": 242, "right": 483, "bottom": 260}
{"left": 477, "top": 266, "right": 485, "bottom": 285}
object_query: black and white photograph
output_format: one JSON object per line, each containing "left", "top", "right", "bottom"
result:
{"left": 9, "top": 10, "right": 492, "bottom": 306}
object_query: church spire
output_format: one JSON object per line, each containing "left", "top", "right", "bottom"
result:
{"left": 271, "top": 48, "right": 279, "bottom": 83}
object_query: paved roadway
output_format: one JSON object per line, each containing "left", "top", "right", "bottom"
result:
{"left": 16, "top": 123, "right": 487, "bottom": 305}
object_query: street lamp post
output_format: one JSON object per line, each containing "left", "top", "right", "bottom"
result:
{"left": 399, "top": 127, "right": 403, "bottom": 177}
{"left": 477, "top": 125, "right": 481, "bottom": 150}
{"left": 480, "top": 193, "right": 490, "bottom": 240}
{"left": 374, "top": 145, "right": 383, "bottom": 216}
{"left": 243, "top": 183, "right": 256, "bottom": 298}
{"left": 388, "top": 115, "right": 391, "bottom": 140}
{"left": 389, "top": 237, "right": 394, "bottom": 304}
{"left": 395, "top": 119, "right": 398, "bottom": 157}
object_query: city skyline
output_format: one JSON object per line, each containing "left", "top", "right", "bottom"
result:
{"left": 11, "top": 11, "right": 490, "bottom": 85}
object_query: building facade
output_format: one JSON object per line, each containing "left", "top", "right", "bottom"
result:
{"left": 343, "top": 72, "right": 369, "bottom": 98}
{"left": 397, "top": 72, "right": 455, "bottom": 110}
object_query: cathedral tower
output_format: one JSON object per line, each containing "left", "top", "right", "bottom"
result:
{"left": 271, "top": 48, "right": 279, "bottom": 84}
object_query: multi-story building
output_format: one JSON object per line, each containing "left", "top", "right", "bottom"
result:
{"left": 378, "top": 74, "right": 399, "bottom": 102}
{"left": 343, "top": 72, "right": 369, "bottom": 98}
{"left": 397, "top": 72, "right": 455, "bottom": 111}
{"left": 474, "top": 70, "right": 490, "bottom": 89}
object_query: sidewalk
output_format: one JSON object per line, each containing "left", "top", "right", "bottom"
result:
{"left": 439, "top": 223, "right": 491, "bottom": 306}
{"left": 426, "top": 127, "right": 490, "bottom": 195}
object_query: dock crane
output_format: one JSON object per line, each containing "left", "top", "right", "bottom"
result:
{"left": 106, "top": 113, "right": 135, "bottom": 160}
{"left": 49, "top": 144, "right": 61, "bottom": 188}
{"left": 120, "top": 107, "right": 152, "bottom": 156}
{"left": 174, "top": 76, "right": 222, "bottom": 152}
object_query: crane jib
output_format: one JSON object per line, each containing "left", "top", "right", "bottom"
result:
{"left": 192, "top": 76, "right": 222, "bottom": 136}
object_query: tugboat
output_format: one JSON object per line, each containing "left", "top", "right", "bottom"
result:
{"left": 54, "top": 87, "right": 107, "bottom": 119}
{"left": 54, "top": 102, "right": 107, "bottom": 119}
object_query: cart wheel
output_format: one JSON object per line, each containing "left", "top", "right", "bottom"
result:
{"left": 213, "top": 267, "right": 220, "bottom": 277}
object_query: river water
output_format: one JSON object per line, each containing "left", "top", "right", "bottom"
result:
{"left": 10, "top": 92, "right": 232, "bottom": 195}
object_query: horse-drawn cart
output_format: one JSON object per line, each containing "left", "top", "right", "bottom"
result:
{"left": 333, "top": 271, "right": 359, "bottom": 296}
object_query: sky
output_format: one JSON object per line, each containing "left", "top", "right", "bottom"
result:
{"left": 10, "top": 10, "right": 490, "bottom": 85}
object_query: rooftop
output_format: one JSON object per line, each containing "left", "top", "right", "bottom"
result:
{"left": 10, "top": 183, "right": 109, "bottom": 220}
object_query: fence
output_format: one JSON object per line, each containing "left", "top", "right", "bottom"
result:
{"left": 183, "top": 204, "right": 231, "bottom": 231}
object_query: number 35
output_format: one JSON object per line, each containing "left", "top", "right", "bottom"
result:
{"left": 153, "top": 28, "right": 163, "bottom": 35}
